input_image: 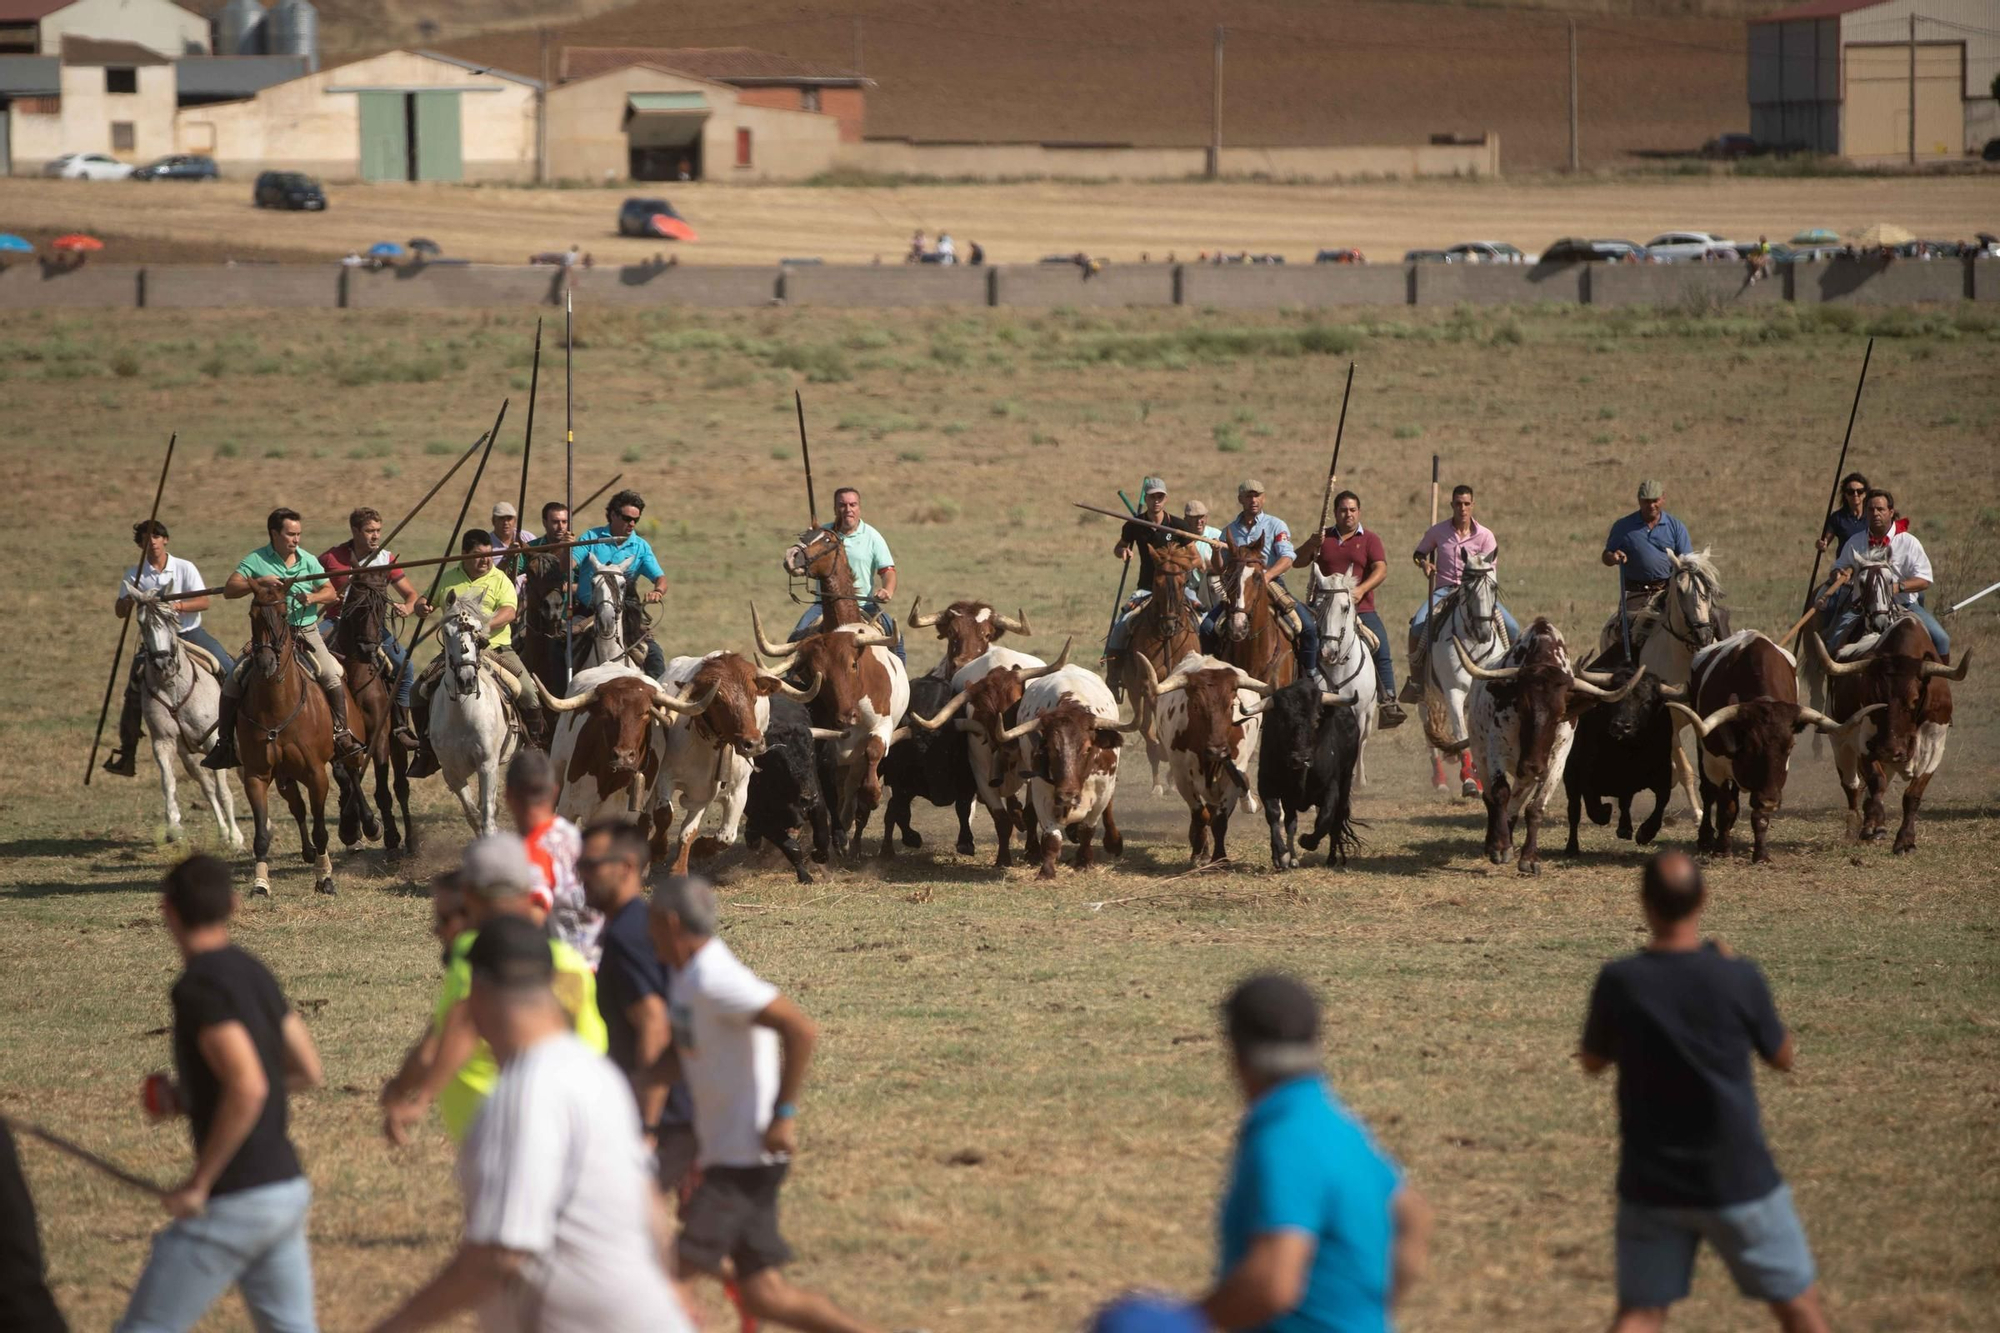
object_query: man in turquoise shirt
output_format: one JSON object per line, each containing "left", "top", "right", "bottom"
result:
{"left": 205, "top": 507, "right": 366, "bottom": 768}
{"left": 788, "top": 485, "right": 904, "bottom": 661}
{"left": 570, "top": 488, "right": 668, "bottom": 678}
{"left": 1198, "top": 975, "right": 1431, "bottom": 1333}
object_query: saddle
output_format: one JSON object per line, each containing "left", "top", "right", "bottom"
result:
{"left": 180, "top": 639, "right": 224, "bottom": 678}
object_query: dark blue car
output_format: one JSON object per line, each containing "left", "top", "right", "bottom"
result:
{"left": 134, "top": 154, "right": 219, "bottom": 181}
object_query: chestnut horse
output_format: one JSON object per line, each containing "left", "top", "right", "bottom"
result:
{"left": 327, "top": 569, "right": 414, "bottom": 857}
{"left": 1214, "top": 542, "right": 1297, "bottom": 691}
{"left": 1114, "top": 540, "right": 1204, "bottom": 796}
{"left": 240, "top": 588, "right": 342, "bottom": 894}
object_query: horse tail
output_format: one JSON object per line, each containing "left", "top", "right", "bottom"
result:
{"left": 1420, "top": 682, "right": 1468, "bottom": 755}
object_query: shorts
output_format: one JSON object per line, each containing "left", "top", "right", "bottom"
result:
{"left": 1616, "top": 1183, "right": 1817, "bottom": 1308}
{"left": 677, "top": 1162, "right": 795, "bottom": 1279}
{"left": 653, "top": 1122, "right": 699, "bottom": 1201}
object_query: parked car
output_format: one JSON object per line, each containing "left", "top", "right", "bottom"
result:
{"left": 42, "top": 152, "right": 134, "bottom": 180}
{"left": 1403, "top": 249, "right": 1452, "bottom": 263}
{"left": 1540, "top": 237, "right": 1647, "bottom": 263}
{"left": 1699, "top": 132, "right": 1760, "bottom": 160}
{"left": 254, "top": 171, "right": 326, "bottom": 210}
{"left": 133, "top": 154, "right": 218, "bottom": 181}
{"left": 1445, "top": 240, "right": 1534, "bottom": 264}
{"left": 1314, "top": 248, "right": 1366, "bottom": 264}
{"left": 1642, "top": 231, "right": 1740, "bottom": 262}
{"left": 616, "top": 196, "right": 697, "bottom": 239}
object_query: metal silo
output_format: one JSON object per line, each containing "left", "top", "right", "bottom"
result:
{"left": 214, "top": 0, "right": 265, "bottom": 56}
{"left": 268, "top": 0, "right": 319, "bottom": 72}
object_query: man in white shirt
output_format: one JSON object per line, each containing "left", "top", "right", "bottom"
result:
{"left": 1819, "top": 488, "right": 1949, "bottom": 658}
{"left": 105, "top": 519, "right": 235, "bottom": 777}
{"left": 367, "top": 914, "right": 692, "bottom": 1333}
{"left": 648, "top": 875, "right": 888, "bottom": 1333}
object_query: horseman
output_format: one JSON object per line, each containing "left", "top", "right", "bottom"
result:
{"left": 205, "top": 507, "right": 366, "bottom": 770}
{"left": 1402, "top": 483, "right": 1520, "bottom": 699}
{"left": 1309, "top": 489, "right": 1406, "bottom": 729}
{"left": 500, "top": 500, "right": 568, "bottom": 583}
{"left": 1105, "top": 477, "right": 1203, "bottom": 692}
{"left": 1601, "top": 478, "right": 1694, "bottom": 645}
{"left": 1817, "top": 472, "right": 1871, "bottom": 557}
{"left": 408, "top": 529, "right": 551, "bottom": 778}
{"left": 788, "top": 484, "right": 904, "bottom": 660}
{"left": 319, "top": 506, "right": 430, "bottom": 748}
{"left": 1818, "top": 488, "right": 1949, "bottom": 659}
{"left": 1200, "top": 479, "right": 1320, "bottom": 685}
{"left": 572, "top": 489, "right": 667, "bottom": 678}
{"left": 103, "top": 520, "right": 235, "bottom": 777}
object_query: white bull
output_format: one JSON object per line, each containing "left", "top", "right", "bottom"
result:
{"left": 1000, "top": 664, "right": 1142, "bottom": 876}
{"left": 1143, "top": 652, "right": 1273, "bottom": 864}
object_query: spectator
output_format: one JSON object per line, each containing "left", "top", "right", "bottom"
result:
{"left": 1579, "top": 851, "right": 1829, "bottom": 1333}
{"left": 907, "top": 230, "right": 926, "bottom": 263}
{"left": 505, "top": 751, "right": 596, "bottom": 964}
{"left": 968, "top": 239, "right": 985, "bottom": 266}
{"left": 936, "top": 233, "right": 957, "bottom": 264}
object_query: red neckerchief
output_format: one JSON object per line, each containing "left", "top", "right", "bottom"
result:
{"left": 1867, "top": 517, "right": 1910, "bottom": 548}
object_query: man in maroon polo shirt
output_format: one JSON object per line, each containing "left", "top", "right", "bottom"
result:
{"left": 1309, "top": 490, "right": 1405, "bottom": 729}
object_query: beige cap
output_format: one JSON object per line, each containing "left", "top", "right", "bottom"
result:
{"left": 1184, "top": 499, "right": 1209, "bottom": 518}
{"left": 1237, "top": 478, "right": 1265, "bottom": 496}
{"left": 491, "top": 501, "right": 518, "bottom": 518}
{"left": 1636, "top": 479, "right": 1663, "bottom": 501}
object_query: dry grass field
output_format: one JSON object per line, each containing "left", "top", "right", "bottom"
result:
{"left": 4, "top": 173, "right": 1997, "bottom": 268}
{"left": 1, "top": 299, "right": 1996, "bottom": 1332}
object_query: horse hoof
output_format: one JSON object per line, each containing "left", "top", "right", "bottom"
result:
{"left": 252, "top": 880, "right": 271, "bottom": 897}
{"left": 956, "top": 837, "right": 975, "bottom": 856}
{"left": 1150, "top": 784, "right": 1166, "bottom": 798}
{"left": 315, "top": 877, "right": 337, "bottom": 896}
{"left": 1860, "top": 827, "right": 1883, "bottom": 842}
{"left": 1893, "top": 840, "right": 1916, "bottom": 855}
{"left": 1519, "top": 860, "right": 1541, "bottom": 877}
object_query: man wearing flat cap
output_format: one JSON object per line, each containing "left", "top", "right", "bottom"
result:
{"left": 1603, "top": 479, "right": 1694, "bottom": 635}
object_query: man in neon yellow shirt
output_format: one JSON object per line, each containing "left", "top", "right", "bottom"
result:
{"left": 408, "top": 528, "right": 549, "bottom": 777}
{"left": 380, "top": 834, "right": 607, "bottom": 1144}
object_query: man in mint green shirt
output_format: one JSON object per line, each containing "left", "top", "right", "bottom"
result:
{"left": 205, "top": 506, "right": 366, "bottom": 769}
{"left": 788, "top": 486, "right": 904, "bottom": 660}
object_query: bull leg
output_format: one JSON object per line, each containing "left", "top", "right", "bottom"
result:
{"left": 1211, "top": 805, "right": 1231, "bottom": 863}
{"left": 1101, "top": 802, "right": 1123, "bottom": 857}
{"left": 1075, "top": 823, "right": 1097, "bottom": 871}
{"left": 986, "top": 799, "right": 1014, "bottom": 868}
{"left": 1565, "top": 787, "right": 1584, "bottom": 856}
{"left": 1747, "top": 794, "right": 1772, "bottom": 864}
{"left": 1484, "top": 778, "right": 1511, "bottom": 864}
{"left": 809, "top": 802, "right": 832, "bottom": 865}
{"left": 1188, "top": 805, "right": 1210, "bottom": 864}
{"left": 1614, "top": 796, "right": 1634, "bottom": 841}
{"left": 1519, "top": 794, "right": 1544, "bottom": 876}
{"left": 1695, "top": 771, "right": 1721, "bottom": 852}
{"left": 1037, "top": 826, "right": 1061, "bottom": 879}
{"left": 1713, "top": 782, "right": 1740, "bottom": 858}
{"left": 880, "top": 791, "right": 908, "bottom": 858}
{"left": 1266, "top": 798, "right": 1289, "bottom": 870}
{"left": 1583, "top": 790, "right": 1612, "bottom": 827}
{"left": 1835, "top": 746, "right": 1865, "bottom": 838}
{"left": 245, "top": 774, "right": 273, "bottom": 896}
{"left": 778, "top": 830, "right": 813, "bottom": 883}
{"left": 1893, "top": 769, "right": 1933, "bottom": 855}
{"left": 954, "top": 795, "right": 976, "bottom": 856}
{"left": 1635, "top": 787, "right": 1667, "bottom": 845}
{"left": 1860, "top": 759, "right": 1889, "bottom": 842}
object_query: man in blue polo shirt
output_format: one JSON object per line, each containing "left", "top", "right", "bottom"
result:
{"left": 1602, "top": 479, "right": 1693, "bottom": 633}
{"left": 571, "top": 488, "right": 668, "bottom": 678}
{"left": 1196, "top": 974, "right": 1431, "bottom": 1333}
{"left": 1200, "top": 480, "right": 1320, "bottom": 686}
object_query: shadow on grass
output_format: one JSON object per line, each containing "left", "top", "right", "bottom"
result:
{"left": 10, "top": 869, "right": 162, "bottom": 898}
{"left": 0, "top": 836, "right": 131, "bottom": 857}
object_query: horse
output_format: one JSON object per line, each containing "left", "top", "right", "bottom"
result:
{"left": 1305, "top": 566, "right": 1379, "bottom": 785}
{"left": 123, "top": 584, "right": 242, "bottom": 849}
{"left": 1605, "top": 547, "right": 1727, "bottom": 809}
{"left": 574, "top": 557, "right": 650, "bottom": 674}
{"left": 1112, "top": 541, "right": 1205, "bottom": 796}
{"left": 517, "top": 546, "right": 574, "bottom": 700}
{"left": 326, "top": 569, "right": 414, "bottom": 857}
{"left": 238, "top": 587, "right": 340, "bottom": 895}
{"left": 1213, "top": 541, "right": 1296, "bottom": 695}
{"left": 430, "top": 596, "right": 519, "bottom": 837}
{"left": 1417, "top": 551, "right": 1508, "bottom": 798}
{"left": 782, "top": 526, "right": 873, "bottom": 631}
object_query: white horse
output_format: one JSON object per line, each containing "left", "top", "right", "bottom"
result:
{"left": 1306, "top": 566, "right": 1378, "bottom": 784}
{"left": 1604, "top": 547, "right": 1726, "bottom": 809}
{"left": 431, "top": 597, "right": 519, "bottom": 837}
{"left": 1417, "top": 551, "right": 1509, "bottom": 798}
{"left": 125, "top": 585, "right": 243, "bottom": 849}
{"left": 576, "top": 558, "right": 640, "bottom": 672}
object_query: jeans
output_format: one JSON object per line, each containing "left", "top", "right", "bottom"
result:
{"left": 1199, "top": 577, "right": 1320, "bottom": 684}
{"left": 1616, "top": 1183, "right": 1816, "bottom": 1307}
{"left": 790, "top": 601, "right": 907, "bottom": 663}
{"left": 1357, "top": 609, "right": 1395, "bottom": 697}
{"left": 1822, "top": 590, "right": 1950, "bottom": 658}
{"left": 117, "top": 1176, "right": 316, "bottom": 1333}
{"left": 1410, "top": 585, "right": 1520, "bottom": 642}
{"left": 317, "top": 620, "right": 414, "bottom": 707}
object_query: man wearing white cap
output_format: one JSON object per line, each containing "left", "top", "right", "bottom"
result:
{"left": 490, "top": 502, "right": 536, "bottom": 597}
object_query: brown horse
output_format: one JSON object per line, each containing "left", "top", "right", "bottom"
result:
{"left": 1214, "top": 542, "right": 1297, "bottom": 692}
{"left": 240, "top": 588, "right": 342, "bottom": 895}
{"left": 517, "top": 547, "right": 574, "bottom": 699}
{"left": 782, "top": 526, "right": 870, "bottom": 630}
{"left": 1115, "top": 541, "right": 1205, "bottom": 796}
{"left": 327, "top": 570, "right": 414, "bottom": 857}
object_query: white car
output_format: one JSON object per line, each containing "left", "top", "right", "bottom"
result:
{"left": 43, "top": 152, "right": 135, "bottom": 180}
{"left": 1445, "top": 240, "right": 1536, "bottom": 265}
{"left": 1642, "top": 231, "right": 1738, "bottom": 263}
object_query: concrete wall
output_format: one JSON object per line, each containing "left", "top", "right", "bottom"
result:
{"left": 144, "top": 263, "right": 341, "bottom": 308}
{"left": 42, "top": 0, "right": 209, "bottom": 57}
{"left": 991, "top": 263, "right": 1175, "bottom": 308}
{"left": 733, "top": 87, "right": 866, "bottom": 143}
{"left": 1587, "top": 264, "right": 1787, "bottom": 308}
{"left": 1792, "top": 256, "right": 1972, "bottom": 305}
{"left": 346, "top": 264, "right": 568, "bottom": 309}
{"left": 1181, "top": 264, "right": 1410, "bottom": 309}
{"left": 573, "top": 263, "right": 779, "bottom": 307}
{"left": 1414, "top": 262, "right": 1585, "bottom": 306}
{"left": 836, "top": 137, "right": 1497, "bottom": 181}
{"left": 1973, "top": 260, "right": 2000, "bottom": 302}
{"left": 1222, "top": 140, "right": 1498, "bottom": 179}
{"left": 782, "top": 264, "right": 988, "bottom": 307}
{"left": 0, "top": 261, "right": 143, "bottom": 308}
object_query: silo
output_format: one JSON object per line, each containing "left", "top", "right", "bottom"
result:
{"left": 214, "top": 0, "right": 265, "bottom": 56}
{"left": 268, "top": 0, "right": 320, "bottom": 72}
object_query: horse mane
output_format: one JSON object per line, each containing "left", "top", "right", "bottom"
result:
{"left": 1674, "top": 548, "right": 1725, "bottom": 599}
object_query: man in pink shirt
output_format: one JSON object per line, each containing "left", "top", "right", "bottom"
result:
{"left": 1401, "top": 484, "right": 1520, "bottom": 702}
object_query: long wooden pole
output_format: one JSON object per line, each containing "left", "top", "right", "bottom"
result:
{"left": 333, "top": 428, "right": 488, "bottom": 627}
{"left": 401, "top": 400, "right": 506, "bottom": 660}
{"left": 173, "top": 537, "right": 604, "bottom": 602}
{"left": 86, "top": 432, "right": 176, "bottom": 785}
{"left": 795, "top": 390, "right": 818, "bottom": 529}
{"left": 1314, "top": 361, "right": 1357, "bottom": 539}
{"left": 1801, "top": 338, "right": 1873, "bottom": 612}
{"left": 6, "top": 1117, "right": 167, "bottom": 1197}
{"left": 516, "top": 317, "right": 543, "bottom": 524}
{"left": 577, "top": 472, "right": 622, "bottom": 514}
{"left": 564, "top": 289, "right": 576, "bottom": 685}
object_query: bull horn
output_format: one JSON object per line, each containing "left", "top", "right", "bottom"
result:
{"left": 1142, "top": 652, "right": 1190, "bottom": 698}
{"left": 1320, "top": 691, "right": 1359, "bottom": 708}
{"left": 1656, "top": 683, "right": 1687, "bottom": 701}
{"left": 749, "top": 603, "right": 795, "bottom": 659}
{"left": 1799, "top": 702, "right": 1887, "bottom": 736}
{"left": 851, "top": 627, "right": 897, "bottom": 648}
{"left": 1575, "top": 667, "right": 1619, "bottom": 686}
{"left": 1570, "top": 665, "right": 1646, "bottom": 703}
{"left": 906, "top": 596, "right": 938, "bottom": 629}
{"left": 541, "top": 684, "right": 603, "bottom": 713}
{"left": 808, "top": 726, "right": 846, "bottom": 741}
{"left": 992, "top": 609, "right": 1031, "bottom": 635}
{"left": 1229, "top": 667, "right": 1276, "bottom": 698}
{"left": 914, "top": 688, "right": 972, "bottom": 731}
{"left": 1808, "top": 633, "right": 1869, "bottom": 678}
{"left": 1235, "top": 698, "right": 1272, "bottom": 718}
{"left": 1919, "top": 648, "right": 1971, "bottom": 681}
{"left": 1453, "top": 638, "right": 1519, "bottom": 682}
{"left": 1666, "top": 701, "right": 1742, "bottom": 740}
{"left": 888, "top": 726, "right": 912, "bottom": 746}
{"left": 652, "top": 681, "right": 720, "bottom": 716}
{"left": 760, "top": 668, "right": 823, "bottom": 702}
{"left": 999, "top": 714, "right": 1043, "bottom": 743}
{"left": 1019, "top": 637, "right": 1074, "bottom": 681}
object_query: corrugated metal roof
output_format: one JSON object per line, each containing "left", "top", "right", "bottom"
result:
{"left": 1751, "top": 0, "right": 1889, "bottom": 23}
{"left": 561, "top": 45, "right": 864, "bottom": 86}
{"left": 628, "top": 90, "right": 706, "bottom": 111}
{"left": 0, "top": 53, "right": 59, "bottom": 94}
{"left": 61, "top": 35, "right": 170, "bottom": 65}
{"left": 0, "top": 0, "right": 70, "bottom": 22}
{"left": 174, "top": 54, "right": 308, "bottom": 97}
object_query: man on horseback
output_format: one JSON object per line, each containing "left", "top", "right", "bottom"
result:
{"left": 1310, "top": 490, "right": 1406, "bottom": 729}
{"left": 1200, "top": 479, "right": 1320, "bottom": 685}
{"left": 501, "top": 500, "right": 568, "bottom": 581}
{"left": 1105, "top": 477, "right": 1204, "bottom": 691}
{"left": 1817, "top": 488, "right": 1949, "bottom": 659}
{"left": 1401, "top": 484, "right": 1520, "bottom": 701}
{"left": 205, "top": 507, "right": 367, "bottom": 769}
{"left": 1817, "top": 472, "right": 1871, "bottom": 556}
{"left": 104, "top": 520, "right": 236, "bottom": 777}
{"left": 1601, "top": 478, "right": 1694, "bottom": 645}
{"left": 407, "top": 529, "right": 551, "bottom": 778}
{"left": 572, "top": 489, "right": 668, "bottom": 678}
{"left": 789, "top": 484, "right": 905, "bottom": 659}
{"left": 320, "top": 506, "right": 430, "bottom": 748}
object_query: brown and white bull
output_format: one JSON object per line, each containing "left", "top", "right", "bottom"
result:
{"left": 545, "top": 661, "right": 715, "bottom": 834}
{"left": 911, "top": 640, "right": 1070, "bottom": 867}
{"left": 1452, "top": 619, "right": 1644, "bottom": 875}
{"left": 1809, "top": 627, "right": 1970, "bottom": 853}
{"left": 1667, "top": 630, "right": 1881, "bottom": 863}
{"left": 751, "top": 604, "right": 909, "bottom": 859}
{"left": 1142, "top": 652, "right": 1274, "bottom": 865}
{"left": 905, "top": 598, "right": 1032, "bottom": 680}
{"left": 651, "top": 651, "right": 824, "bottom": 873}
{"left": 995, "top": 664, "right": 1141, "bottom": 877}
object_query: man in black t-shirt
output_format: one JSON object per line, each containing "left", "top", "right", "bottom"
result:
{"left": 118, "top": 855, "right": 324, "bottom": 1333}
{"left": 1106, "top": 477, "right": 1202, "bottom": 693}
{"left": 581, "top": 819, "right": 697, "bottom": 1197}
{"left": 1578, "top": 852, "right": 1828, "bottom": 1333}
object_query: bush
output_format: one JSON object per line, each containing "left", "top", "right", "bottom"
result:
{"left": 1392, "top": 424, "right": 1422, "bottom": 440}
{"left": 1214, "top": 423, "right": 1245, "bottom": 453}
{"left": 112, "top": 352, "right": 141, "bottom": 378}
{"left": 769, "top": 341, "right": 852, "bottom": 383}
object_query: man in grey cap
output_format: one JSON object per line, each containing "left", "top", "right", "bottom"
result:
{"left": 1602, "top": 479, "right": 1694, "bottom": 636}
{"left": 490, "top": 501, "right": 536, "bottom": 598}
{"left": 1105, "top": 477, "right": 1205, "bottom": 694}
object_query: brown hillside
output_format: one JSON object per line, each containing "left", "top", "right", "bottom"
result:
{"left": 426, "top": 0, "right": 1748, "bottom": 172}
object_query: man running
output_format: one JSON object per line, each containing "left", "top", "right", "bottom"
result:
{"left": 1105, "top": 477, "right": 1202, "bottom": 694}
{"left": 406, "top": 530, "right": 549, "bottom": 778}
{"left": 1201, "top": 480, "right": 1319, "bottom": 685}
{"left": 1818, "top": 487, "right": 1949, "bottom": 658}
{"left": 206, "top": 507, "right": 366, "bottom": 769}
{"left": 789, "top": 485, "right": 903, "bottom": 660}
{"left": 1401, "top": 484, "right": 1520, "bottom": 702}
{"left": 104, "top": 519, "right": 236, "bottom": 778}
{"left": 319, "top": 507, "right": 429, "bottom": 748}
{"left": 572, "top": 489, "right": 669, "bottom": 678}
{"left": 1309, "top": 490, "right": 1406, "bottom": 729}
{"left": 1602, "top": 479, "right": 1695, "bottom": 634}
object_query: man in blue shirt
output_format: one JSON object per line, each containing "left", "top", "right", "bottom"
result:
{"left": 1197, "top": 974, "right": 1431, "bottom": 1333}
{"left": 1602, "top": 479, "right": 1693, "bottom": 629}
{"left": 1200, "top": 480, "right": 1321, "bottom": 685}
{"left": 571, "top": 489, "right": 668, "bottom": 678}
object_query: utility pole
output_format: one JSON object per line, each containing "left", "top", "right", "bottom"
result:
{"left": 1567, "top": 18, "right": 1580, "bottom": 174}
{"left": 537, "top": 26, "right": 550, "bottom": 184}
{"left": 1907, "top": 12, "right": 1917, "bottom": 165}
{"left": 853, "top": 17, "right": 863, "bottom": 76}
{"left": 1209, "top": 25, "right": 1224, "bottom": 180}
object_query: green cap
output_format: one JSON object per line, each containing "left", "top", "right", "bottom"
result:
{"left": 1637, "top": 479, "right": 1663, "bottom": 501}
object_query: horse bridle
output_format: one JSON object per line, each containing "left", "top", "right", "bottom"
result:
{"left": 335, "top": 576, "right": 398, "bottom": 691}
{"left": 1312, "top": 582, "right": 1368, "bottom": 692}
{"left": 442, "top": 612, "right": 490, "bottom": 701}
{"left": 1855, "top": 561, "right": 1903, "bottom": 634}
{"left": 1660, "top": 567, "right": 1718, "bottom": 650}
{"left": 135, "top": 598, "right": 215, "bottom": 744}
{"left": 787, "top": 528, "right": 865, "bottom": 616}
{"left": 249, "top": 599, "right": 313, "bottom": 742}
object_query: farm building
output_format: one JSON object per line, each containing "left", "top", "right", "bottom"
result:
{"left": 1748, "top": 0, "right": 2000, "bottom": 161}
{"left": 0, "top": 0, "right": 209, "bottom": 58}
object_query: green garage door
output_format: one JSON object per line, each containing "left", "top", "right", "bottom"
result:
{"left": 358, "top": 91, "right": 408, "bottom": 181}
{"left": 413, "top": 90, "right": 462, "bottom": 182}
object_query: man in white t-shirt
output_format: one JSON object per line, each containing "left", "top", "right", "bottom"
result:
{"left": 367, "top": 915, "right": 692, "bottom": 1333}
{"left": 1818, "top": 487, "right": 1950, "bottom": 659}
{"left": 648, "top": 875, "right": 890, "bottom": 1333}
{"left": 105, "top": 518, "right": 236, "bottom": 777}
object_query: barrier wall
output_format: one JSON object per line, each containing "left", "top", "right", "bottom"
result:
{"left": 573, "top": 265, "right": 780, "bottom": 308}
{"left": 992, "top": 264, "right": 1176, "bottom": 308}
{"left": 781, "top": 264, "right": 989, "bottom": 307}
{"left": 1586, "top": 264, "right": 1787, "bottom": 309}
{"left": 346, "top": 265, "right": 568, "bottom": 310}
{"left": 835, "top": 137, "right": 1499, "bottom": 182}
{"left": 144, "top": 265, "right": 342, "bottom": 310}
{"left": 1975, "top": 260, "right": 2000, "bottom": 302}
{"left": 1181, "top": 264, "right": 1410, "bottom": 309}
{"left": 0, "top": 262, "right": 144, "bottom": 309}
{"left": 1794, "top": 257, "right": 1972, "bottom": 305}
{"left": 1414, "top": 262, "right": 1585, "bottom": 307}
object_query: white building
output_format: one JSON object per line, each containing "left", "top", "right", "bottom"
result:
{"left": 0, "top": 0, "right": 210, "bottom": 58}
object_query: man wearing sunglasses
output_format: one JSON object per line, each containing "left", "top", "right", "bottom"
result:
{"left": 572, "top": 489, "right": 669, "bottom": 679}
{"left": 1816, "top": 473, "right": 1871, "bottom": 556}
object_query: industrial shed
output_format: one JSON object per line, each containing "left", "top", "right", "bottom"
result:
{"left": 1748, "top": 0, "right": 2000, "bottom": 161}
